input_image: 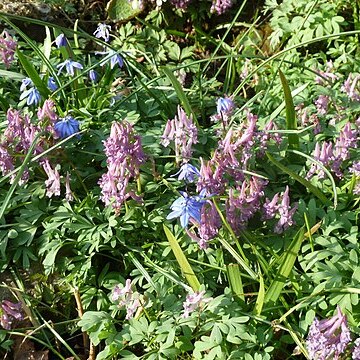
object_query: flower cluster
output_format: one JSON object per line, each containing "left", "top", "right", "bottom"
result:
{"left": 0, "top": 30, "right": 17, "bottom": 69}
{"left": 0, "top": 300, "right": 23, "bottom": 330}
{"left": 210, "top": 0, "right": 233, "bottom": 15}
{"left": 341, "top": 73, "right": 360, "bottom": 102}
{"left": 99, "top": 121, "right": 145, "bottom": 213}
{"left": 262, "top": 186, "right": 298, "bottom": 234}
{"left": 112, "top": 279, "right": 141, "bottom": 320}
{"left": 306, "top": 306, "right": 351, "bottom": 360}
{"left": 182, "top": 290, "right": 210, "bottom": 318}
{"left": 161, "top": 106, "right": 198, "bottom": 164}
{"left": 307, "top": 122, "right": 358, "bottom": 180}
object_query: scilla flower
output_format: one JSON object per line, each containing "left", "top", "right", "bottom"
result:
{"left": 54, "top": 33, "right": 67, "bottom": 48}
{"left": 19, "top": 85, "right": 41, "bottom": 106}
{"left": 93, "top": 23, "right": 111, "bottom": 42}
{"left": 173, "top": 163, "right": 200, "bottom": 183}
{"left": 54, "top": 116, "right": 80, "bottom": 139}
{"left": 167, "top": 190, "right": 206, "bottom": 228}
{"left": 57, "top": 59, "right": 83, "bottom": 76}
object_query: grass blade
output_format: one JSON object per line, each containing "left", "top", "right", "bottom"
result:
{"left": 279, "top": 69, "right": 299, "bottom": 152}
{"left": 264, "top": 227, "right": 305, "bottom": 306}
{"left": 163, "top": 225, "right": 200, "bottom": 291}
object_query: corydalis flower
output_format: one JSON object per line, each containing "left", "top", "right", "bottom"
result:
{"left": 182, "top": 290, "right": 210, "bottom": 318}
{"left": 0, "top": 30, "right": 16, "bottom": 68}
{"left": 315, "top": 95, "right": 330, "bottom": 116}
{"left": 210, "top": 0, "right": 233, "bottom": 15}
{"left": 161, "top": 106, "right": 198, "bottom": 164}
{"left": 170, "top": 0, "right": 191, "bottom": 9}
{"left": 98, "top": 121, "right": 145, "bottom": 213}
{"left": 341, "top": 73, "right": 360, "bottom": 102}
{"left": 167, "top": 190, "right": 206, "bottom": 228}
{"left": 306, "top": 306, "right": 351, "bottom": 360}
{"left": 42, "top": 159, "right": 61, "bottom": 198}
{"left": 0, "top": 300, "right": 23, "bottom": 330}
{"left": 353, "top": 338, "right": 360, "bottom": 360}
{"left": 57, "top": 59, "right": 83, "bottom": 76}
{"left": 112, "top": 279, "right": 141, "bottom": 320}
{"left": 93, "top": 23, "right": 111, "bottom": 42}
{"left": 54, "top": 116, "right": 80, "bottom": 139}
{"left": 315, "top": 61, "right": 338, "bottom": 85}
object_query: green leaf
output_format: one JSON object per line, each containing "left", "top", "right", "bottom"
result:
{"left": 106, "top": 0, "right": 143, "bottom": 21}
{"left": 163, "top": 225, "right": 200, "bottom": 291}
{"left": 254, "top": 271, "right": 265, "bottom": 316}
{"left": 264, "top": 227, "right": 305, "bottom": 306}
{"left": 16, "top": 49, "right": 50, "bottom": 98}
{"left": 162, "top": 66, "right": 197, "bottom": 124}
{"left": 227, "top": 264, "right": 244, "bottom": 301}
{"left": 0, "top": 70, "right": 26, "bottom": 81}
{"left": 279, "top": 69, "right": 299, "bottom": 152}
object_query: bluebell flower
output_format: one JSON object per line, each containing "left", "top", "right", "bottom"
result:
{"left": 47, "top": 77, "right": 58, "bottom": 91}
{"left": 217, "top": 97, "right": 235, "bottom": 115}
{"left": 20, "top": 77, "right": 32, "bottom": 92}
{"left": 100, "top": 50, "right": 123, "bottom": 69}
{"left": 93, "top": 23, "right": 111, "bottom": 43}
{"left": 54, "top": 116, "right": 80, "bottom": 139}
{"left": 19, "top": 87, "right": 41, "bottom": 106}
{"left": 167, "top": 190, "right": 206, "bottom": 228}
{"left": 173, "top": 163, "right": 200, "bottom": 183}
{"left": 89, "top": 69, "right": 98, "bottom": 83}
{"left": 54, "top": 34, "right": 67, "bottom": 48}
{"left": 57, "top": 59, "right": 83, "bottom": 76}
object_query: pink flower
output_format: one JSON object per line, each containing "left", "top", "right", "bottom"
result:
{"left": 0, "top": 31, "right": 16, "bottom": 68}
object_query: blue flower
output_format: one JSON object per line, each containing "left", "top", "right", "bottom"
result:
{"left": 93, "top": 23, "right": 111, "bottom": 43}
{"left": 173, "top": 163, "right": 200, "bottom": 183}
{"left": 89, "top": 69, "right": 98, "bottom": 83}
{"left": 57, "top": 59, "right": 83, "bottom": 76}
{"left": 47, "top": 77, "right": 58, "bottom": 91}
{"left": 100, "top": 50, "right": 123, "bottom": 69}
{"left": 54, "top": 116, "right": 80, "bottom": 139}
{"left": 20, "top": 77, "right": 32, "bottom": 92}
{"left": 54, "top": 34, "right": 67, "bottom": 48}
{"left": 217, "top": 97, "right": 235, "bottom": 115}
{"left": 167, "top": 190, "right": 206, "bottom": 228}
{"left": 19, "top": 87, "right": 41, "bottom": 106}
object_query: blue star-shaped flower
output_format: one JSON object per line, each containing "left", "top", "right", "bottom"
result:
{"left": 19, "top": 86, "right": 41, "bottom": 106}
{"left": 57, "top": 59, "right": 83, "bottom": 76}
{"left": 54, "top": 116, "right": 80, "bottom": 139}
{"left": 173, "top": 163, "right": 200, "bottom": 183}
{"left": 167, "top": 190, "right": 206, "bottom": 228}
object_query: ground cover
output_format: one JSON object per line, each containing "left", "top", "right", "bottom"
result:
{"left": 0, "top": 0, "right": 359, "bottom": 359}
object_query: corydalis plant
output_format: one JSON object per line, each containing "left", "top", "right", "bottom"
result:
{"left": 99, "top": 121, "right": 145, "bottom": 213}
{"left": 161, "top": 106, "right": 197, "bottom": 164}
{"left": 0, "top": 30, "right": 16, "bottom": 69}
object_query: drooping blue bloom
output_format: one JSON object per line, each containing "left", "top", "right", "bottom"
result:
{"left": 217, "top": 97, "right": 235, "bottom": 115}
{"left": 57, "top": 59, "right": 83, "bottom": 76}
{"left": 20, "top": 77, "right": 32, "bottom": 92}
{"left": 100, "top": 50, "right": 124, "bottom": 69}
{"left": 167, "top": 190, "right": 206, "bottom": 228}
{"left": 19, "top": 87, "right": 41, "bottom": 106}
{"left": 89, "top": 69, "right": 98, "bottom": 83}
{"left": 93, "top": 23, "right": 111, "bottom": 43}
{"left": 54, "top": 116, "right": 80, "bottom": 139}
{"left": 54, "top": 33, "right": 67, "bottom": 48}
{"left": 47, "top": 77, "right": 58, "bottom": 91}
{"left": 173, "top": 163, "right": 200, "bottom": 183}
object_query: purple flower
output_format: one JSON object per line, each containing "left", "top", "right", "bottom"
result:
{"left": 274, "top": 186, "right": 297, "bottom": 234}
{"left": 341, "top": 74, "right": 360, "bottom": 102}
{"left": 353, "top": 338, "right": 360, "bottom": 360}
{"left": 161, "top": 106, "right": 198, "bottom": 164}
{"left": 169, "top": 0, "right": 192, "bottom": 9}
{"left": 0, "top": 300, "right": 23, "bottom": 330}
{"left": 0, "top": 30, "right": 17, "bottom": 68}
{"left": 47, "top": 77, "right": 58, "bottom": 91}
{"left": 197, "top": 157, "right": 225, "bottom": 195}
{"left": 54, "top": 33, "right": 67, "bottom": 48}
{"left": 0, "top": 145, "right": 14, "bottom": 178}
{"left": 112, "top": 279, "right": 141, "bottom": 320}
{"left": 42, "top": 159, "right": 61, "bottom": 198}
{"left": 93, "top": 23, "right": 111, "bottom": 42}
{"left": 54, "top": 116, "right": 80, "bottom": 139}
{"left": 210, "top": 0, "right": 233, "bottom": 15}
{"left": 57, "top": 59, "right": 83, "bottom": 76}
{"left": 182, "top": 290, "right": 210, "bottom": 318}
{"left": 315, "top": 95, "right": 330, "bottom": 115}
{"left": 98, "top": 122, "right": 145, "bottom": 213}
{"left": 315, "top": 61, "right": 338, "bottom": 85}
{"left": 167, "top": 190, "right": 206, "bottom": 228}
{"left": 65, "top": 172, "right": 74, "bottom": 202}
{"left": 173, "top": 163, "right": 200, "bottom": 182}
{"left": 306, "top": 306, "right": 351, "bottom": 360}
